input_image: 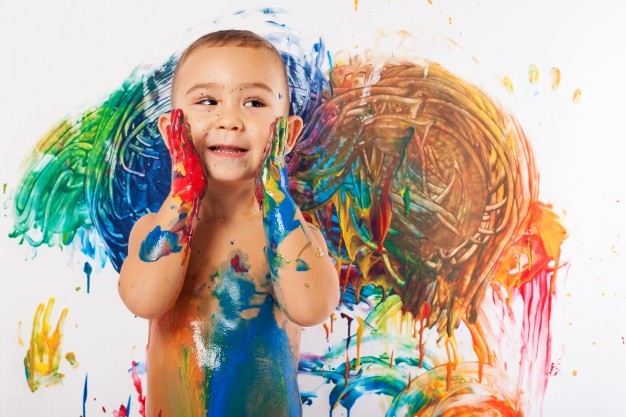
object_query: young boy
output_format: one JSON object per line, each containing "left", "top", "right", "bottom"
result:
{"left": 118, "top": 30, "right": 340, "bottom": 417}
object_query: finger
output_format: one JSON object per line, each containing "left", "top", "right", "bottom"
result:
{"left": 278, "top": 116, "right": 288, "bottom": 161}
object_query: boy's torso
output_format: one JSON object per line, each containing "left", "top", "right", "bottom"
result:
{"left": 146, "top": 210, "right": 302, "bottom": 417}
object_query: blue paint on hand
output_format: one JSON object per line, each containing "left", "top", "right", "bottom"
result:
{"left": 139, "top": 225, "right": 182, "bottom": 262}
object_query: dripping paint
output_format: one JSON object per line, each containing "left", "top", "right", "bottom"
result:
{"left": 3, "top": 5, "right": 599, "bottom": 417}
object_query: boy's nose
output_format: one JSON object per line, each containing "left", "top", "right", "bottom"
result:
{"left": 216, "top": 109, "right": 243, "bottom": 131}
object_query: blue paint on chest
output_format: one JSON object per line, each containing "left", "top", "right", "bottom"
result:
{"left": 204, "top": 259, "right": 301, "bottom": 417}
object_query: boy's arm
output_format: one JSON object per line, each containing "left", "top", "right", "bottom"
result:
{"left": 258, "top": 118, "right": 340, "bottom": 327}
{"left": 119, "top": 109, "right": 207, "bottom": 319}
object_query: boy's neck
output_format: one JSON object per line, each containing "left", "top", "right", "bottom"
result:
{"left": 199, "top": 181, "right": 260, "bottom": 221}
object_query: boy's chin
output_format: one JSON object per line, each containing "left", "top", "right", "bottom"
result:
{"left": 204, "top": 174, "right": 256, "bottom": 188}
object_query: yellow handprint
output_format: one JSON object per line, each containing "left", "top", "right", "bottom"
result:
{"left": 23, "top": 298, "right": 69, "bottom": 392}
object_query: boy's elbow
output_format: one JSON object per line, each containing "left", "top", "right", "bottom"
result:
{"left": 287, "top": 287, "right": 340, "bottom": 328}
{"left": 118, "top": 280, "right": 171, "bottom": 320}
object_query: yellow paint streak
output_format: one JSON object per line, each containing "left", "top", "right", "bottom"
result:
{"left": 573, "top": 88, "right": 582, "bottom": 103}
{"left": 355, "top": 317, "right": 365, "bottom": 369}
{"left": 502, "top": 76, "right": 514, "bottom": 94}
{"left": 528, "top": 64, "right": 539, "bottom": 84}
{"left": 24, "top": 298, "right": 69, "bottom": 392}
{"left": 551, "top": 67, "right": 561, "bottom": 90}
{"left": 354, "top": 0, "right": 358, "bottom": 11}
{"left": 17, "top": 320, "right": 24, "bottom": 346}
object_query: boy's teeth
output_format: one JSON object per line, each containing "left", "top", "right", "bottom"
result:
{"left": 211, "top": 146, "right": 245, "bottom": 153}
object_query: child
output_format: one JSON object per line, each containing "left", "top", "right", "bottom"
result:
{"left": 118, "top": 30, "right": 340, "bottom": 417}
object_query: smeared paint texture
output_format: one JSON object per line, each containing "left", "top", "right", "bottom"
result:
{"left": 257, "top": 117, "right": 303, "bottom": 277}
{"left": 139, "top": 225, "right": 182, "bottom": 262}
{"left": 290, "top": 54, "right": 566, "bottom": 415}
{"left": 24, "top": 298, "right": 69, "bottom": 392}
{"left": 9, "top": 9, "right": 567, "bottom": 417}
{"left": 202, "top": 254, "right": 301, "bottom": 416}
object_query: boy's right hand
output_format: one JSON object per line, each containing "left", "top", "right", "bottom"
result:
{"left": 166, "top": 109, "right": 207, "bottom": 203}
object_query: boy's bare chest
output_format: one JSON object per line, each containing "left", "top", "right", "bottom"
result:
{"left": 178, "top": 214, "right": 273, "bottom": 312}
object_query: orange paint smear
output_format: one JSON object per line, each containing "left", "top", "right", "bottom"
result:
{"left": 573, "top": 88, "right": 582, "bottom": 103}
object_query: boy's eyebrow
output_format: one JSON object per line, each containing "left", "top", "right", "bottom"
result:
{"left": 185, "top": 82, "right": 275, "bottom": 95}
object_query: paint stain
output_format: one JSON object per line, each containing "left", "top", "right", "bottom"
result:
{"left": 65, "top": 352, "right": 79, "bottom": 368}
{"left": 83, "top": 262, "right": 92, "bottom": 293}
{"left": 17, "top": 320, "right": 25, "bottom": 346}
{"left": 202, "top": 255, "right": 300, "bottom": 416}
{"left": 139, "top": 226, "right": 182, "bottom": 262}
{"left": 296, "top": 258, "right": 310, "bottom": 271}
{"left": 2, "top": 183, "right": 6, "bottom": 194}
{"left": 528, "top": 64, "right": 539, "bottom": 84}
{"left": 24, "top": 298, "right": 69, "bottom": 392}
{"left": 230, "top": 253, "right": 249, "bottom": 274}
{"left": 551, "top": 67, "right": 561, "bottom": 90}
{"left": 502, "top": 76, "right": 515, "bottom": 93}
{"left": 354, "top": 0, "right": 358, "bottom": 12}
{"left": 572, "top": 88, "right": 582, "bottom": 103}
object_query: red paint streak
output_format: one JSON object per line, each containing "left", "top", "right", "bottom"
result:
{"left": 166, "top": 109, "right": 208, "bottom": 260}
{"left": 102, "top": 406, "right": 107, "bottom": 412}
{"left": 230, "top": 254, "right": 249, "bottom": 274}
{"left": 370, "top": 157, "right": 396, "bottom": 254}
{"left": 341, "top": 312, "right": 354, "bottom": 387}
{"left": 131, "top": 361, "right": 146, "bottom": 417}
{"left": 112, "top": 405, "right": 127, "bottom": 417}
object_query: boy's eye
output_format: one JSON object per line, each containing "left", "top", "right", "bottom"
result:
{"left": 244, "top": 99, "right": 265, "bottom": 108}
{"left": 198, "top": 97, "right": 218, "bottom": 105}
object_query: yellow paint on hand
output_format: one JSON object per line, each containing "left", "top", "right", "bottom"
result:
{"left": 551, "top": 67, "right": 561, "bottom": 90}
{"left": 528, "top": 64, "right": 539, "bottom": 84}
{"left": 573, "top": 88, "right": 582, "bottom": 103}
{"left": 24, "top": 298, "right": 69, "bottom": 392}
{"left": 502, "top": 76, "right": 515, "bottom": 94}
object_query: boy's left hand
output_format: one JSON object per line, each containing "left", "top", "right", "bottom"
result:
{"left": 255, "top": 117, "right": 291, "bottom": 209}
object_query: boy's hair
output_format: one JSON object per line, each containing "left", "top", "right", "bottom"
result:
{"left": 171, "top": 29, "right": 289, "bottom": 105}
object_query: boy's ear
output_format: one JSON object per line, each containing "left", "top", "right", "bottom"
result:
{"left": 285, "top": 115, "right": 304, "bottom": 154}
{"left": 158, "top": 113, "right": 172, "bottom": 151}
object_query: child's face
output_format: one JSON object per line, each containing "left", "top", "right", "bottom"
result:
{"left": 161, "top": 45, "right": 301, "bottom": 186}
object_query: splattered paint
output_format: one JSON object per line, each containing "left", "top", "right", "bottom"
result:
{"left": 23, "top": 298, "right": 69, "bottom": 392}
{"left": 258, "top": 117, "right": 304, "bottom": 277}
{"left": 8, "top": 8, "right": 567, "bottom": 417}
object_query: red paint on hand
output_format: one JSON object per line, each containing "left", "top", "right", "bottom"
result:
{"left": 166, "top": 109, "right": 207, "bottom": 203}
{"left": 165, "top": 109, "right": 207, "bottom": 257}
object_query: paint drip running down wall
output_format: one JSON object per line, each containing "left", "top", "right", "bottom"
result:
{"left": 8, "top": 9, "right": 566, "bottom": 417}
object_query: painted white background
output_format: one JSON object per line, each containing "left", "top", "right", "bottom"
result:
{"left": 1, "top": 0, "right": 625, "bottom": 416}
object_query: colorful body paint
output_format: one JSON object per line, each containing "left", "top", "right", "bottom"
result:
{"left": 24, "top": 298, "right": 69, "bottom": 392}
{"left": 139, "top": 226, "right": 182, "bottom": 262}
{"left": 258, "top": 118, "right": 303, "bottom": 276}
{"left": 202, "top": 254, "right": 301, "bottom": 417}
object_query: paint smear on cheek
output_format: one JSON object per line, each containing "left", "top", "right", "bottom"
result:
{"left": 139, "top": 225, "right": 182, "bottom": 262}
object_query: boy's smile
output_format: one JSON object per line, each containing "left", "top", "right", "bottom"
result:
{"left": 159, "top": 45, "right": 301, "bottom": 187}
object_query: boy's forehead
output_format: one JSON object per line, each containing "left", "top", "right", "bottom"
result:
{"left": 176, "top": 45, "right": 285, "bottom": 86}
